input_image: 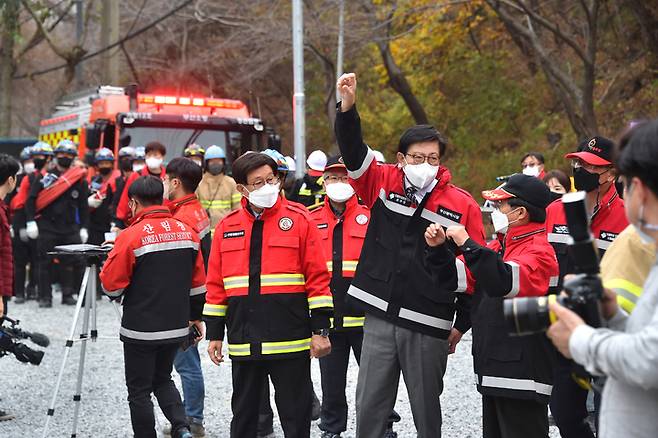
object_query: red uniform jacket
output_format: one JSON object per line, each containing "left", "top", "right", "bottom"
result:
{"left": 545, "top": 185, "right": 628, "bottom": 291}
{"left": 451, "top": 222, "right": 559, "bottom": 402}
{"left": 0, "top": 199, "right": 14, "bottom": 297}
{"left": 203, "top": 196, "right": 333, "bottom": 360}
{"left": 310, "top": 195, "right": 369, "bottom": 329}
{"left": 170, "top": 193, "right": 212, "bottom": 267}
{"left": 99, "top": 205, "right": 206, "bottom": 344}
{"left": 115, "top": 166, "right": 166, "bottom": 223}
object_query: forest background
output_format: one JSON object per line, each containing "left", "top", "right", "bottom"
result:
{"left": 1, "top": 0, "right": 657, "bottom": 197}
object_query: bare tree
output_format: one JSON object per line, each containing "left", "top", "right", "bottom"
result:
{"left": 485, "top": 0, "right": 600, "bottom": 138}
{"left": 0, "top": 0, "right": 19, "bottom": 136}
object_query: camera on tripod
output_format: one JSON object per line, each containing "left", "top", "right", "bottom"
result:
{"left": 0, "top": 316, "right": 50, "bottom": 365}
{"left": 503, "top": 191, "right": 604, "bottom": 335}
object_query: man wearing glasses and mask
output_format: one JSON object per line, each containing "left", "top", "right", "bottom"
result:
{"left": 335, "top": 72, "right": 485, "bottom": 437}
{"left": 545, "top": 136, "right": 628, "bottom": 438}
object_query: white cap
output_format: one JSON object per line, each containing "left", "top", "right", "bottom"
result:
{"left": 284, "top": 156, "right": 296, "bottom": 172}
{"left": 372, "top": 150, "right": 386, "bottom": 163}
{"left": 306, "top": 150, "right": 327, "bottom": 172}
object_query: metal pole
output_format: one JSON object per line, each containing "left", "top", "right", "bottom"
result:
{"left": 336, "top": 0, "right": 345, "bottom": 102}
{"left": 292, "top": 0, "right": 306, "bottom": 179}
{"left": 75, "top": 0, "right": 83, "bottom": 87}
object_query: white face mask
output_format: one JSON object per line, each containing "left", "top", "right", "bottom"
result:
{"left": 491, "top": 207, "right": 521, "bottom": 234}
{"left": 133, "top": 163, "right": 145, "bottom": 172}
{"left": 403, "top": 161, "right": 439, "bottom": 189}
{"left": 626, "top": 182, "right": 658, "bottom": 244}
{"left": 522, "top": 165, "right": 540, "bottom": 177}
{"left": 23, "top": 162, "right": 35, "bottom": 174}
{"left": 325, "top": 182, "right": 355, "bottom": 203}
{"left": 145, "top": 156, "right": 163, "bottom": 170}
{"left": 247, "top": 183, "right": 280, "bottom": 209}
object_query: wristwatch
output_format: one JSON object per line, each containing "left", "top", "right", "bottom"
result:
{"left": 312, "top": 328, "right": 330, "bottom": 337}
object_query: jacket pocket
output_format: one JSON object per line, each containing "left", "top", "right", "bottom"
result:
{"left": 220, "top": 238, "right": 247, "bottom": 278}
{"left": 221, "top": 237, "right": 246, "bottom": 252}
{"left": 487, "top": 337, "right": 523, "bottom": 363}
{"left": 268, "top": 236, "right": 301, "bottom": 271}
{"left": 349, "top": 226, "right": 366, "bottom": 239}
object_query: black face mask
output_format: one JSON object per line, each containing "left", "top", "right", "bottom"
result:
{"left": 57, "top": 156, "right": 73, "bottom": 168}
{"left": 573, "top": 167, "right": 601, "bottom": 192}
{"left": 549, "top": 191, "right": 563, "bottom": 202}
{"left": 99, "top": 167, "right": 113, "bottom": 176}
{"left": 207, "top": 163, "right": 224, "bottom": 176}
{"left": 119, "top": 158, "right": 133, "bottom": 172}
{"left": 33, "top": 158, "right": 46, "bottom": 170}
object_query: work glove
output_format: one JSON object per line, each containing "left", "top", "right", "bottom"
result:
{"left": 87, "top": 194, "right": 103, "bottom": 209}
{"left": 19, "top": 228, "right": 28, "bottom": 242}
{"left": 79, "top": 228, "right": 88, "bottom": 244}
{"left": 26, "top": 221, "right": 39, "bottom": 240}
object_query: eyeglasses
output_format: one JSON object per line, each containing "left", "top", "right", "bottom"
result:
{"left": 246, "top": 175, "right": 280, "bottom": 190}
{"left": 324, "top": 175, "right": 350, "bottom": 184}
{"left": 405, "top": 153, "right": 440, "bottom": 166}
{"left": 571, "top": 159, "right": 611, "bottom": 174}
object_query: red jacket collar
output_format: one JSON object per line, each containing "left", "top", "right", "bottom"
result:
{"left": 239, "top": 195, "right": 283, "bottom": 221}
{"left": 140, "top": 166, "right": 166, "bottom": 179}
{"left": 321, "top": 194, "right": 359, "bottom": 217}
{"left": 131, "top": 205, "right": 171, "bottom": 225}
{"left": 592, "top": 184, "right": 620, "bottom": 218}
{"left": 171, "top": 194, "right": 198, "bottom": 213}
{"left": 505, "top": 222, "right": 546, "bottom": 246}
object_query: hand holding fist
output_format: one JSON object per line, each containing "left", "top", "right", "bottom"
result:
{"left": 424, "top": 223, "right": 446, "bottom": 247}
{"left": 337, "top": 73, "right": 357, "bottom": 112}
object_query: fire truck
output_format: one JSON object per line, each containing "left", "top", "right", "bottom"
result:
{"left": 38, "top": 85, "right": 272, "bottom": 166}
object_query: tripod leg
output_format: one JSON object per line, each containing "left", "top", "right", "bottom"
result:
{"left": 70, "top": 268, "right": 93, "bottom": 438}
{"left": 41, "top": 266, "right": 90, "bottom": 438}
{"left": 90, "top": 265, "right": 98, "bottom": 341}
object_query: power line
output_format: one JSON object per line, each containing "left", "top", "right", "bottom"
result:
{"left": 13, "top": 0, "right": 194, "bottom": 80}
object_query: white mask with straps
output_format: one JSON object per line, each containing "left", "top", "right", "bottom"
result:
{"left": 247, "top": 183, "right": 280, "bottom": 209}
{"left": 522, "top": 165, "right": 540, "bottom": 177}
{"left": 403, "top": 160, "right": 439, "bottom": 190}
{"left": 491, "top": 208, "right": 522, "bottom": 234}
{"left": 325, "top": 182, "right": 355, "bottom": 203}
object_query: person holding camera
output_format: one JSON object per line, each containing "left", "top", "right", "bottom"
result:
{"left": 425, "top": 174, "right": 558, "bottom": 438}
{"left": 547, "top": 119, "right": 658, "bottom": 438}
{"left": 100, "top": 176, "right": 206, "bottom": 438}
{"left": 545, "top": 135, "right": 628, "bottom": 438}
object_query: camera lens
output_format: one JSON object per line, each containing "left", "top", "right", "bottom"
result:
{"left": 503, "top": 295, "right": 557, "bottom": 336}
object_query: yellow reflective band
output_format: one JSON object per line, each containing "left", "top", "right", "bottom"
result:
{"left": 201, "top": 200, "right": 232, "bottom": 208}
{"left": 326, "top": 260, "right": 358, "bottom": 273}
{"left": 262, "top": 338, "right": 311, "bottom": 355}
{"left": 604, "top": 278, "right": 642, "bottom": 298}
{"left": 232, "top": 193, "right": 242, "bottom": 201}
{"left": 548, "top": 295, "right": 558, "bottom": 324}
{"left": 329, "top": 317, "right": 334, "bottom": 329}
{"left": 228, "top": 343, "right": 251, "bottom": 356}
{"left": 616, "top": 294, "right": 636, "bottom": 314}
{"left": 299, "top": 188, "right": 312, "bottom": 196}
{"left": 223, "top": 274, "right": 306, "bottom": 290}
{"left": 202, "top": 303, "right": 227, "bottom": 317}
{"left": 343, "top": 316, "right": 365, "bottom": 327}
{"left": 308, "top": 296, "right": 334, "bottom": 309}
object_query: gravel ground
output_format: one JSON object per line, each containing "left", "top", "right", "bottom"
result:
{"left": 0, "top": 294, "right": 561, "bottom": 437}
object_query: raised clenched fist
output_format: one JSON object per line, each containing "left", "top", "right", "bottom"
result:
{"left": 337, "top": 73, "right": 357, "bottom": 112}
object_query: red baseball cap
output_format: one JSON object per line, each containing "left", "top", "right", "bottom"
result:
{"left": 564, "top": 136, "right": 614, "bottom": 166}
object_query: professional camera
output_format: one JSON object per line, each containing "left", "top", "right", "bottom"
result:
{"left": 503, "top": 191, "right": 604, "bottom": 335}
{"left": 0, "top": 316, "right": 50, "bottom": 365}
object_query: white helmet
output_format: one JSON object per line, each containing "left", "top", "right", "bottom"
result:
{"left": 306, "top": 150, "right": 327, "bottom": 173}
{"left": 284, "top": 156, "right": 296, "bottom": 172}
{"left": 372, "top": 150, "right": 386, "bottom": 163}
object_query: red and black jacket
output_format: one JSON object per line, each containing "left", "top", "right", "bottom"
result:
{"left": 0, "top": 199, "right": 14, "bottom": 297}
{"left": 335, "top": 104, "right": 486, "bottom": 339}
{"left": 170, "top": 193, "right": 212, "bottom": 267}
{"left": 99, "top": 205, "right": 206, "bottom": 344}
{"left": 203, "top": 196, "right": 333, "bottom": 361}
{"left": 545, "top": 185, "right": 628, "bottom": 292}
{"left": 449, "top": 222, "right": 559, "bottom": 403}
{"left": 310, "top": 195, "right": 368, "bottom": 330}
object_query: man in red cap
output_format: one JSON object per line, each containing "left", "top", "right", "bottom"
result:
{"left": 426, "top": 173, "right": 559, "bottom": 438}
{"left": 545, "top": 136, "right": 628, "bottom": 438}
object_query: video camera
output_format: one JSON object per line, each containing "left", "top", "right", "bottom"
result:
{"left": 0, "top": 316, "right": 50, "bottom": 365}
{"left": 503, "top": 191, "right": 604, "bottom": 335}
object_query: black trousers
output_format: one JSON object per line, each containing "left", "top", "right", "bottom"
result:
{"left": 549, "top": 356, "right": 595, "bottom": 438}
{"left": 319, "top": 330, "right": 399, "bottom": 434}
{"left": 12, "top": 236, "right": 37, "bottom": 298}
{"left": 123, "top": 342, "right": 188, "bottom": 438}
{"left": 482, "top": 395, "right": 549, "bottom": 438}
{"left": 232, "top": 357, "right": 312, "bottom": 438}
{"left": 36, "top": 231, "right": 81, "bottom": 301}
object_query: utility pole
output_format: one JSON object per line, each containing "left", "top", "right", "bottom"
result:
{"left": 292, "top": 0, "right": 306, "bottom": 178}
{"left": 100, "top": 0, "right": 120, "bottom": 85}
{"left": 336, "top": 0, "right": 344, "bottom": 102}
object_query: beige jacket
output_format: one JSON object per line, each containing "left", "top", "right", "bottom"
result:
{"left": 196, "top": 173, "right": 241, "bottom": 234}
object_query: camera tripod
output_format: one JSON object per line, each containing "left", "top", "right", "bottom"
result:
{"left": 41, "top": 245, "right": 121, "bottom": 438}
